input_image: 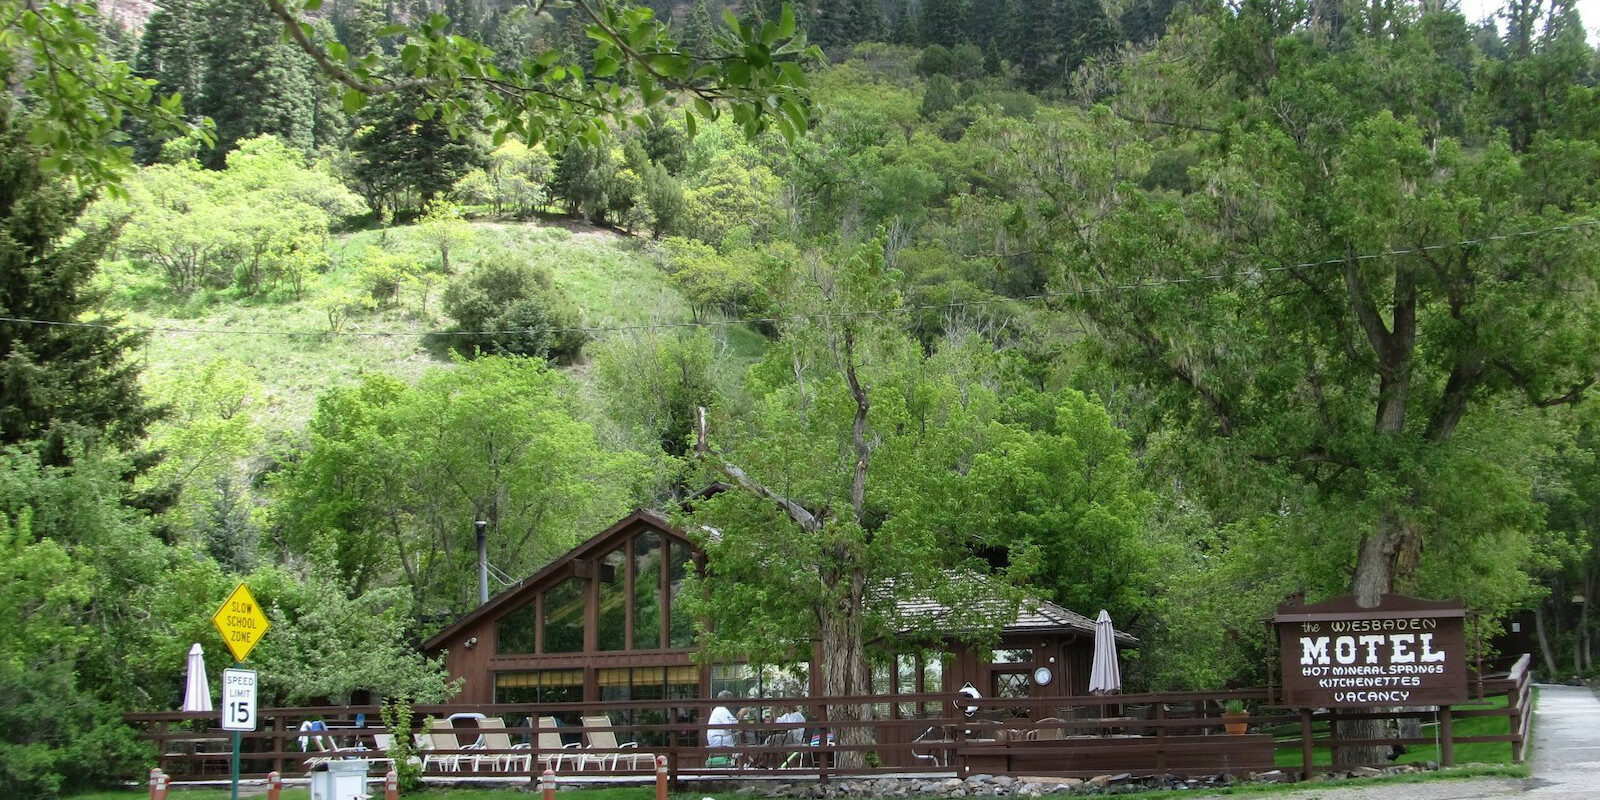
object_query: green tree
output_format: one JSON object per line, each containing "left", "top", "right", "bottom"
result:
{"left": 593, "top": 328, "right": 722, "bottom": 459}
{"left": 688, "top": 240, "right": 1152, "bottom": 765}
{"left": 640, "top": 162, "right": 688, "bottom": 237}
{"left": 918, "top": 0, "right": 969, "bottom": 47}
{"left": 0, "top": 446, "right": 159, "bottom": 799}
{"left": 137, "top": 360, "right": 265, "bottom": 571}
{"left": 196, "top": 0, "right": 320, "bottom": 166}
{"left": 0, "top": 105, "right": 152, "bottom": 460}
{"left": 440, "top": 252, "right": 588, "bottom": 363}
{"left": 273, "top": 359, "right": 652, "bottom": 617}
{"left": 413, "top": 200, "right": 475, "bottom": 274}
{"left": 659, "top": 237, "right": 766, "bottom": 321}
{"left": 920, "top": 74, "right": 960, "bottom": 118}
{"left": 133, "top": 0, "right": 206, "bottom": 161}
{"left": 350, "top": 86, "right": 489, "bottom": 216}
{"left": 999, "top": 3, "right": 1600, "bottom": 758}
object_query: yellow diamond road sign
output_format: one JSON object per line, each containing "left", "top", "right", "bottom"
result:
{"left": 212, "top": 583, "right": 269, "bottom": 662}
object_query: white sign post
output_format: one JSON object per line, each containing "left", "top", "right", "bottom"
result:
{"left": 221, "top": 668, "right": 257, "bottom": 732}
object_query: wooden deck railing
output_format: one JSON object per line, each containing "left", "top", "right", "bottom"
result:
{"left": 124, "top": 658, "right": 1532, "bottom": 785}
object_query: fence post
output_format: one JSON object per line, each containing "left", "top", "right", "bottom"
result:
{"left": 149, "top": 768, "right": 169, "bottom": 800}
{"left": 265, "top": 771, "right": 281, "bottom": 800}
{"left": 1439, "top": 706, "right": 1455, "bottom": 767}
{"left": 655, "top": 755, "right": 668, "bottom": 800}
{"left": 1299, "top": 709, "right": 1314, "bottom": 781}
{"left": 541, "top": 767, "right": 556, "bottom": 800}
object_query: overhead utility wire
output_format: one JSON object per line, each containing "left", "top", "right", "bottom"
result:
{"left": 2, "top": 218, "right": 1595, "bottom": 339}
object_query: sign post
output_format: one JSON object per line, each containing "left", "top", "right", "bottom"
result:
{"left": 213, "top": 584, "right": 270, "bottom": 800}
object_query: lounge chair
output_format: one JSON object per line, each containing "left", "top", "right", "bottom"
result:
{"left": 372, "top": 733, "right": 423, "bottom": 768}
{"left": 471, "top": 717, "right": 531, "bottom": 772}
{"left": 421, "top": 718, "right": 479, "bottom": 772}
{"left": 534, "top": 716, "right": 582, "bottom": 772}
{"left": 579, "top": 714, "right": 655, "bottom": 770}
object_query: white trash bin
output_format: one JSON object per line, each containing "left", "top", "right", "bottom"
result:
{"left": 309, "top": 759, "right": 370, "bottom": 800}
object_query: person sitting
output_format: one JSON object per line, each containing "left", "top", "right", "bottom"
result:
{"left": 776, "top": 705, "right": 807, "bottom": 744}
{"left": 707, "top": 691, "right": 738, "bottom": 749}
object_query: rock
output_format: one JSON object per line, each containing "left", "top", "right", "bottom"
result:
{"left": 994, "top": 776, "right": 1016, "bottom": 787}
{"left": 1087, "top": 775, "right": 1111, "bottom": 788}
{"left": 944, "top": 778, "right": 964, "bottom": 787}
{"left": 969, "top": 774, "right": 994, "bottom": 784}
{"left": 1107, "top": 773, "right": 1131, "bottom": 784}
{"left": 1349, "top": 766, "right": 1382, "bottom": 778}
{"left": 1424, "top": 760, "right": 1440, "bottom": 771}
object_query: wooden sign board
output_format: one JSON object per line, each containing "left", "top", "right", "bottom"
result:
{"left": 1275, "top": 594, "right": 1467, "bottom": 707}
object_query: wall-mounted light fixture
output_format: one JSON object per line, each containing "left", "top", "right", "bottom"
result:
{"left": 465, "top": 636, "right": 479, "bottom": 649}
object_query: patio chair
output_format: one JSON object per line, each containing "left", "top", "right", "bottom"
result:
{"left": 299, "top": 724, "right": 335, "bottom": 769}
{"left": 471, "top": 717, "right": 531, "bottom": 772}
{"left": 421, "top": 718, "right": 479, "bottom": 772}
{"left": 579, "top": 714, "right": 655, "bottom": 770}
{"left": 910, "top": 725, "right": 952, "bottom": 767}
{"left": 534, "top": 716, "right": 583, "bottom": 772}
{"left": 372, "top": 733, "right": 424, "bottom": 768}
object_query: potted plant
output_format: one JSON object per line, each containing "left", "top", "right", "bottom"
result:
{"left": 1222, "top": 699, "right": 1249, "bottom": 735}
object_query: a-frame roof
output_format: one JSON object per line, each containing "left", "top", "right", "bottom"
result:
{"left": 425, "top": 505, "right": 1137, "bottom": 651}
{"left": 422, "top": 509, "right": 690, "bottom": 651}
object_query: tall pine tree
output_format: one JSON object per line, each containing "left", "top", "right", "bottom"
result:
{"left": 197, "top": 0, "right": 319, "bottom": 166}
{"left": 918, "top": 0, "right": 969, "bottom": 47}
{"left": 0, "top": 104, "right": 151, "bottom": 461}
{"left": 133, "top": 0, "right": 206, "bottom": 161}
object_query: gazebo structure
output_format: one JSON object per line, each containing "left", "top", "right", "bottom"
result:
{"left": 423, "top": 508, "right": 1134, "bottom": 712}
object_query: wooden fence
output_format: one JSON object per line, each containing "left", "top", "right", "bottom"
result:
{"left": 124, "top": 656, "right": 1531, "bottom": 785}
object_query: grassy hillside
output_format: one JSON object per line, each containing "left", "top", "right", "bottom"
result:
{"left": 103, "top": 219, "right": 742, "bottom": 431}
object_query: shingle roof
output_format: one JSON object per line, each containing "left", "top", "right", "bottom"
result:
{"left": 888, "top": 579, "right": 1138, "bottom": 645}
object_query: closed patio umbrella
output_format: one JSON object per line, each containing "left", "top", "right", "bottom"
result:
{"left": 181, "top": 643, "right": 213, "bottom": 712}
{"left": 1086, "top": 610, "right": 1122, "bottom": 695}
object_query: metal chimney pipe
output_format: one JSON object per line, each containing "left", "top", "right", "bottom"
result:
{"left": 475, "top": 519, "right": 489, "bottom": 604}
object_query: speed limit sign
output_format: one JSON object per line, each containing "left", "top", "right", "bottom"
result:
{"left": 221, "top": 668, "right": 258, "bottom": 731}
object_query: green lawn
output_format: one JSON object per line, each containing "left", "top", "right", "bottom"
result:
{"left": 1270, "top": 692, "right": 1523, "bottom": 769}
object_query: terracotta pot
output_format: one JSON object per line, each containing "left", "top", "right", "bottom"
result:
{"left": 1222, "top": 711, "right": 1249, "bottom": 735}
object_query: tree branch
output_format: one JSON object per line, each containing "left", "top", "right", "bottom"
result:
{"left": 693, "top": 406, "right": 823, "bottom": 532}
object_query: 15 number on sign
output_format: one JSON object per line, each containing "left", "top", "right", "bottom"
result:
{"left": 221, "top": 669, "right": 257, "bottom": 732}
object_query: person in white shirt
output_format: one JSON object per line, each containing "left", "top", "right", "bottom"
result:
{"left": 707, "top": 691, "right": 738, "bottom": 748}
{"left": 776, "top": 705, "right": 807, "bottom": 744}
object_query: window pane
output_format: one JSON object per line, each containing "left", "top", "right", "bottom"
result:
{"left": 542, "top": 576, "right": 585, "bottom": 653}
{"left": 597, "top": 547, "right": 627, "bottom": 651}
{"left": 922, "top": 656, "right": 945, "bottom": 715}
{"left": 496, "top": 600, "right": 538, "bottom": 655}
{"left": 896, "top": 654, "right": 917, "bottom": 693}
{"left": 992, "top": 648, "right": 1033, "bottom": 664}
{"left": 995, "top": 672, "right": 1030, "bottom": 698}
{"left": 633, "top": 532, "right": 662, "bottom": 649}
{"left": 711, "top": 663, "right": 756, "bottom": 700}
{"left": 667, "top": 541, "right": 693, "bottom": 647}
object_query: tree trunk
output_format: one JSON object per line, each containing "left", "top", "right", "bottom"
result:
{"left": 819, "top": 550, "right": 873, "bottom": 770}
{"left": 1534, "top": 602, "right": 1560, "bottom": 679}
{"left": 1335, "top": 512, "right": 1408, "bottom": 766}
{"left": 1583, "top": 570, "right": 1594, "bottom": 674}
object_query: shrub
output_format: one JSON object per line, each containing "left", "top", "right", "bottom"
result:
{"left": 440, "top": 254, "right": 587, "bottom": 363}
